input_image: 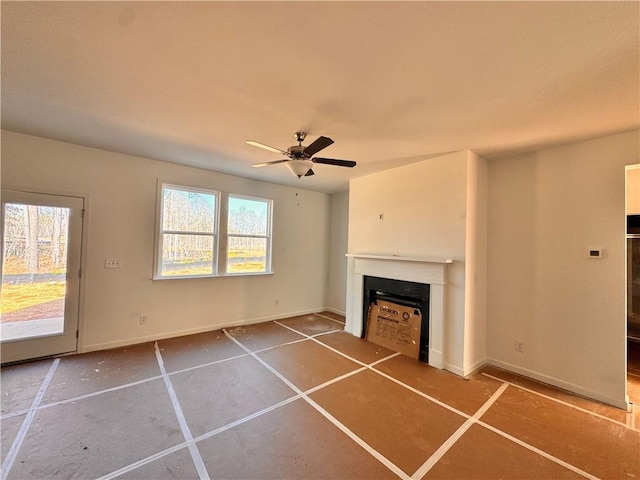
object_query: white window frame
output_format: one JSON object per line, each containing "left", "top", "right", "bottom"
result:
{"left": 154, "top": 182, "right": 220, "bottom": 280}
{"left": 225, "top": 194, "right": 273, "bottom": 275}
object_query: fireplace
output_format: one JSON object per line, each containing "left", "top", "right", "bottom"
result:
{"left": 345, "top": 253, "right": 452, "bottom": 369}
{"left": 362, "top": 275, "right": 430, "bottom": 362}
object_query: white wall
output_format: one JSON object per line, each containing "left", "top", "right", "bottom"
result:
{"left": 348, "top": 150, "right": 487, "bottom": 374}
{"left": 1, "top": 130, "right": 331, "bottom": 351}
{"left": 487, "top": 129, "right": 640, "bottom": 408}
{"left": 464, "top": 151, "right": 488, "bottom": 373}
{"left": 627, "top": 165, "right": 640, "bottom": 214}
{"left": 327, "top": 190, "right": 349, "bottom": 314}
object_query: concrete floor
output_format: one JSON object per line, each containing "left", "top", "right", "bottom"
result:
{"left": 1, "top": 311, "right": 638, "bottom": 479}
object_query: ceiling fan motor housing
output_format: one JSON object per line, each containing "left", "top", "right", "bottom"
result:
{"left": 287, "top": 145, "right": 308, "bottom": 158}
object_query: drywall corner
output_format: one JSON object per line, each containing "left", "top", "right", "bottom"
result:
{"left": 463, "top": 150, "right": 488, "bottom": 375}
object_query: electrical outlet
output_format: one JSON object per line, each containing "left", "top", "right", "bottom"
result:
{"left": 586, "top": 248, "right": 603, "bottom": 259}
{"left": 105, "top": 259, "right": 121, "bottom": 269}
{"left": 515, "top": 340, "right": 524, "bottom": 353}
{"left": 139, "top": 315, "right": 147, "bottom": 325}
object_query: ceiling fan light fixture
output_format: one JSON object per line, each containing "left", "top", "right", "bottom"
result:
{"left": 286, "top": 160, "right": 313, "bottom": 178}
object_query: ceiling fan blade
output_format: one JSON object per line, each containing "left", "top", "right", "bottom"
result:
{"left": 246, "top": 140, "right": 288, "bottom": 155}
{"left": 303, "top": 136, "right": 334, "bottom": 156}
{"left": 304, "top": 169, "right": 315, "bottom": 177}
{"left": 252, "top": 159, "right": 290, "bottom": 168}
{"left": 312, "top": 157, "right": 357, "bottom": 168}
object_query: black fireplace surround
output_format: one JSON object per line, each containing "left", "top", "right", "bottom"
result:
{"left": 361, "top": 275, "right": 430, "bottom": 362}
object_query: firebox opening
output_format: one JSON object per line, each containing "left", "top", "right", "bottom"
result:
{"left": 362, "top": 275, "right": 430, "bottom": 362}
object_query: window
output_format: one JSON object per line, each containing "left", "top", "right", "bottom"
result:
{"left": 155, "top": 184, "right": 273, "bottom": 279}
{"left": 156, "top": 184, "right": 219, "bottom": 278}
{"left": 226, "top": 195, "right": 272, "bottom": 274}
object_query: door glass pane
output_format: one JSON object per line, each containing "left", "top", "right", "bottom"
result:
{"left": 1, "top": 204, "right": 69, "bottom": 341}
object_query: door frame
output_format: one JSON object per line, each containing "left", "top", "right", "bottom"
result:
{"left": 1, "top": 188, "right": 86, "bottom": 363}
{"left": 625, "top": 164, "right": 640, "bottom": 409}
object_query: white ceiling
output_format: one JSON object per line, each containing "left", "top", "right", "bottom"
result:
{"left": 1, "top": 2, "right": 638, "bottom": 193}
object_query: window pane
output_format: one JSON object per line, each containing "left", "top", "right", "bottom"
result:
{"left": 227, "top": 237, "right": 266, "bottom": 273}
{"left": 1, "top": 204, "right": 68, "bottom": 339}
{"left": 228, "top": 197, "right": 268, "bottom": 235}
{"left": 161, "top": 234, "right": 214, "bottom": 276}
{"left": 163, "top": 188, "right": 216, "bottom": 233}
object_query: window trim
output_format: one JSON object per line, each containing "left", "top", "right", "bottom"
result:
{"left": 225, "top": 193, "right": 274, "bottom": 275}
{"left": 153, "top": 182, "right": 220, "bottom": 280}
{"left": 153, "top": 182, "right": 274, "bottom": 280}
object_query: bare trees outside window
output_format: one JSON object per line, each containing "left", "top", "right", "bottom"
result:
{"left": 158, "top": 186, "right": 219, "bottom": 277}
{"left": 156, "top": 184, "right": 273, "bottom": 279}
{"left": 1, "top": 203, "right": 69, "bottom": 325}
{"left": 227, "top": 195, "right": 272, "bottom": 274}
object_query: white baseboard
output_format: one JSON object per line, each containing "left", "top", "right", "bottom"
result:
{"left": 486, "top": 357, "right": 628, "bottom": 410}
{"left": 80, "top": 307, "right": 326, "bottom": 354}
{"left": 428, "top": 348, "right": 444, "bottom": 370}
{"left": 443, "top": 362, "right": 464, "bottom": 377}
{"left": 324, "top": 307, "right": 346, "bottom": 317}
{"left": 463, "top": 356, "right": 489, "bottom": 377}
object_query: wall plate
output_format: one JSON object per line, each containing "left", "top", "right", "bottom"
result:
{"left": 586, "top": 249, "right": 603, "bottom": 259}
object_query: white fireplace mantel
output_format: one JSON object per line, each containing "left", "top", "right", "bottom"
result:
{"left": 345, "top": 253, "right": 452, "bottom": 369}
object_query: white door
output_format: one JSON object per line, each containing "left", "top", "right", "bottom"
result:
{"left": 0, "top": 190, "right": 84, "bottom": 363}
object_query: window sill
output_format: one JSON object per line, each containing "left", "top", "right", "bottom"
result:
{"left": 152, "top": 271, "right": 274, "bottom": 281}
{"left": 225, "top": 271, "right": 274, "bottom": 277}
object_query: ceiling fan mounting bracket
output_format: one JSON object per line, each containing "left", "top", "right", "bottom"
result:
{"left": 294, "top": 131, "right": 307, "bottom": 143}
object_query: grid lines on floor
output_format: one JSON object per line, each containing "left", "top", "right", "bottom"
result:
{"left": 1, "top": 311, "right": 638, "bottom": 480}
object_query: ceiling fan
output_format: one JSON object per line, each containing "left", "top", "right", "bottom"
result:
{"left": 246, "top": 132, "right": 356, "bottom": 178}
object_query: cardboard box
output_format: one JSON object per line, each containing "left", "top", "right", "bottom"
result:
{"left": 365, "top": 299, "right": 421, "bottom": 359}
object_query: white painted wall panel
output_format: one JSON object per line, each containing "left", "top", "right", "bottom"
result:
{"left": 487, "top": 129, "right": 639, "bottom": 407}
{"left": 327, "top": 190, "right": 349, "bottom": 314}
